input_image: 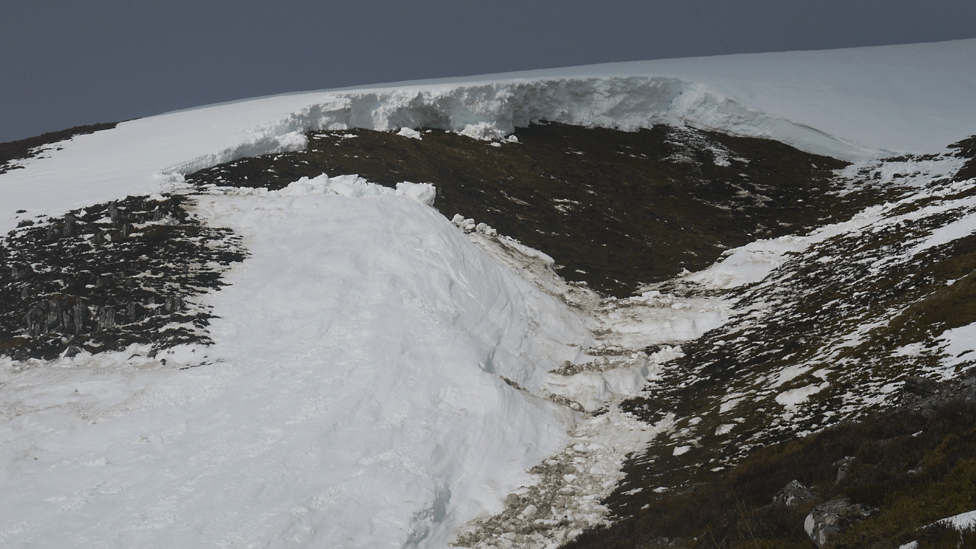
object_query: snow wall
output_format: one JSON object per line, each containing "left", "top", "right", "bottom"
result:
{"left": 164, "top": 76, "right": 864, "bottom": 178}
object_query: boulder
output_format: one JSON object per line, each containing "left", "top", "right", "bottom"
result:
{"left": 805, "top": 498, "right": 876, "bottom": 547}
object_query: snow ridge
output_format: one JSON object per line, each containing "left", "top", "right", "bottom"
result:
{"left": 164, "top": 77, "right": 866, "bottom": 177}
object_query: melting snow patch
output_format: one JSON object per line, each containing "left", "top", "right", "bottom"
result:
{"left": 397, "top": 127, "right": 422, "bottom": 139}
{"left": 775, "top": 383, "right": 828, "bottom": 408}
{"left": 715, "top": 424, "right": 735, "bottom": 436}
{"left": 720, "top": 394, "right": 747, "bottom": 414}
{"left": 899, "top": 509, "right": 976, "bottom": 549}
{"left": 939, "top": 322, "right": 976, "bottom": 368}
{"left": 771, "top": 365, "right": 812, "bottom": 388}
{"left": 454, "top": 409, "right": 674, "bottom": 549}
{"left": 894, "top": 342, "right": 925, "bottom": 357}
{"left": 682, "top": 235, "right": 807, "bottom": 290}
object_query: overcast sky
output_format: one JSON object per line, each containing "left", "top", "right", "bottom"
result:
{"left": 2, "top": 0, "right": 974, "bottom": 143}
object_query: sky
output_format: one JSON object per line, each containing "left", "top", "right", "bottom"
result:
{"left": 2, "top": 0, "right": 974, "bottom": 144}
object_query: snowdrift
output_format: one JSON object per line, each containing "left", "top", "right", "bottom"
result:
{"left": 0, "top": 177, "right": 591, "bottom": 547}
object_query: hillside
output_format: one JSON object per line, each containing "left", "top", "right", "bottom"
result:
{"left": 2, "top": 40, "right": 976, "bottom": 548}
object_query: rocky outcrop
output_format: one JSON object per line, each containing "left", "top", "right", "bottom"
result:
{"left": 904, "top": 376, "right": 943, "bottom": 397}
{"left": 23, "top": 297, "right": 91, "bottom": 336}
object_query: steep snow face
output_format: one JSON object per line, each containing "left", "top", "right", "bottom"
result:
{"left": 4, "top": 39, "right": 976, "bottom": 234}
{"left": 0, "top": 181, "right": 591, "bottom": 548}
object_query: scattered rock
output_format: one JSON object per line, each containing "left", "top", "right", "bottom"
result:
{"left": 97, "top": 306, "right": 116, "bottom": 330}
{"left": 0, "top": 194, "right": 246, "bottom": 360}
{"left": 645, "top": 536, "right": 693, "bottom": 547}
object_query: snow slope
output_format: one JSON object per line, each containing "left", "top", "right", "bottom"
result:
{"left": 4, "top": 39, "right": 976, "bottom": 234}
{"left": 0, "top": 176, "right": 590, "bottom": 547}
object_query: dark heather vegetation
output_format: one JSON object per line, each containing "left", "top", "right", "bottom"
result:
{"left": 564, "top": 400, "right": 976, "bottom": 549}
{"left": 0, "top": 122, "right": 119, "bottom": 174}
{"left": 567, "top": 138, "right": 976, "bottom": 548}
{"left": 185, "top": 123, "right": 870, "bottom": 297}
{"left": 0, "top": 195, "right": 245, "bottom": 360}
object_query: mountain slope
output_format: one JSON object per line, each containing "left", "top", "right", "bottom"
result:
{"left": 2, "top": 40, "right": 976, "bottom": 549}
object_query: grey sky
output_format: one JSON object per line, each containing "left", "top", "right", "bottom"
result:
{"left": 2, "top": 0, "right": 973, "bottom": 143}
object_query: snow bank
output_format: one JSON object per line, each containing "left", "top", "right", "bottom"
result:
{"left": 683, "top": 237, "right": 809, "bottom": 290}
{"left": 939, "top": 322, "right": 976, "bottom": 370}
{"left": 178, "top": 76, "right": 862, "bottom": 174}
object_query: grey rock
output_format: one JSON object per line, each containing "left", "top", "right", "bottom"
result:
{"left": 774, "top": 479, "right": 817, "bottom": 507}
{"left": 97, "top": 306, "right": 116, "bottom": 330}
{"left": 163, "top": 296, "right": 184, "bottom": 313}
{"left": 24, "top": 305, "right": 44, "bottom": 336}
{"left": 71, "top": 300, "right": 90, "bottom": 333}
{"left": 805, "top": 498, "right": 876, "bottom": 547}
{"left": 10, "top": 263, "right": 33, "bottom": 280}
